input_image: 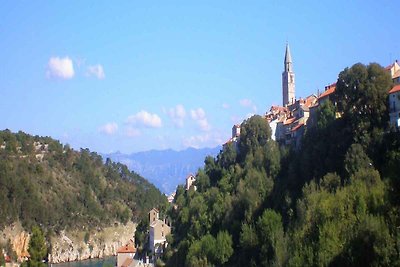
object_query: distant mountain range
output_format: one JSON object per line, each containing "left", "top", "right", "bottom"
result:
{"left": 103, "top": 146, "right": 221, "bottom": 194}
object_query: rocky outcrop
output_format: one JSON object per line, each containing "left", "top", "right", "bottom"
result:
{"left": 1, "top": 221, "right": 136, "bottom": 264}
{"left": 0, "top": 222, "right": 30, "bottom": 261}
{"left": 49, "top": 222, "right": 136, "bottom": 263}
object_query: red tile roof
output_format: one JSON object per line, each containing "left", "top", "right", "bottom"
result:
{"left": 319, "top": 85, "right": 336, "bottom": 99}
{"left": 117, "top": 245, "right": 136, "bottom": 254}
{"left": 385, "top": 63, "right": 394, "bottom": 70}
{"left": 389, "top": 84, "right": 400, "bottom": 94}
{"left": 121, "top": 258, "right": 134, "bottom": 267}
{"left": 304, "top": 95, "right": 317, "bottom": 107}
{"left": 270, "top": 105, "right": 288, "bottom": 112}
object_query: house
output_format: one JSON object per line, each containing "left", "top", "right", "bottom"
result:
{"left": 185, "top": 174, "right": 196, "bottom": 191}
{"left": 148, "top": 209, "right": 171, "bottom": 262}
{"left": 389, "top": 84, "right": 400, "bottom": 129}
{"left": 318, "top": 83, "right": 336, "bottom": 105}
{"left": 116, "top": 244, "right": 136, "bottom": 267}
{"left": 149, "top": 208, "right": 159, "bottom": 224}
{"left": 291, "top": 123, "right": 305, "bottom": 149}
{"left": 232, "top": 124, "right": 240, "bottom": 139}
{"left": 386, "top": 60, "right": 400, "bottom": 84}
{"left": 167, "top": 192, "right": 176, "bottom": 203}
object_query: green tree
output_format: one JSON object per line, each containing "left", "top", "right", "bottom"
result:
{"left": 316, "top": 100, "right": 336, "bottom": 130}
{"left": 335, "top": 63, "right": 392, "bottom": 136}
{"left": 0, "top": 246, "right": 5, "bottom": 267}
{"left": 27, "top": 226, "right": 47, "bottom": 267}
{"left": 344, "top": 143, "right": 372, "bottom": 178}
{"left": 238, "top": 115, "right": 272, "bottom": 161}
{"left": 257, "top": 210, "right": 286, "bottom": 266}
{"left": 214, "top": 231, "right": 233, "bottom": 265}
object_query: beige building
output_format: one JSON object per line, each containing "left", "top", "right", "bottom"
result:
{"left": 386, "top": 60, "right": 400, "bottom": 84}
{"left": 116, "top": 244, "right": 136, "bottom": 267}
{"left": 149, "top": 208, "right": 159, "bottom": 224}
{"left": 185, "top": 174, "right": 196, "bottom": 191}
{"left": 148, "top": 209, "right": 171, "bottom": 260}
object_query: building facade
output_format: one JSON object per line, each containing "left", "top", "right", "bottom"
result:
{"left": 389, "top": 84, "right": 400, "bottom": 129}
{"left": 148, "top": 209, "right": 171, "bottom": 261}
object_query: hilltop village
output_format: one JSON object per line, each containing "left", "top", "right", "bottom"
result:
{"left": 227, "top": 44, "right": 400, "bottom": 149}
{"left": 129, "top": 44, "right": 400, "bottom": 265}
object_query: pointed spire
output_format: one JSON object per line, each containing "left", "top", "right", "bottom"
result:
{"left": 285, "top": 43, "right": 292, "bottom": 63}
{"left": 284, "top": 43, "right": 292, "bottom": 72}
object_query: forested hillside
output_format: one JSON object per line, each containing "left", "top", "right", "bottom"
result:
{"left": 0, "top": 130, "right": 167, "bottom": 232}
{"left": 164, "top": 63, "right": 400, "bottom": 266}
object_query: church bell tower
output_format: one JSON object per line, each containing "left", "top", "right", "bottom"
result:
{"left": 282, "top": 43, "right": 295, "bottom": 106}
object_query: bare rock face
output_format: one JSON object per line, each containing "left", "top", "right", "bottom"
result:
{"left": 0, "top": 221, "right": 136, "bottom": 264}
{"left": 0, "top": 222, "right": 30, "bottom": 261}
{"left": 13, "top": 232, "right": 30, "bottom": 260}
{"left": 49, "top": 222, "right": 136, "bottom": 263}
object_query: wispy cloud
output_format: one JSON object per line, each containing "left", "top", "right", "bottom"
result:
{"left": 222, "top": 103, "right": 230, "bottom": 109}
{"left": 167, "top": 104, "right": 186, "bottom": 128}
{"left": 239, "top": 98, "right": 257, "bottom": 113}
{"left": 190, "top": 108, "right": 211, "bottom": 131}
{"left": 98, "top": 122, "right": 118, "bottom": 135}
{"left": 87, "top": 64, "right": 105, "bottom": 79}
{"left": 126, "top": 110, "right": 162, "bottom": 128}
{"left": 125, "top": 126, "right": 141, "bottom": 137}
{"left": 46, "top": 56, "right": 74, "bottom": 80}
{"left": 183, "top": 132, "right": 224, "bottom": 148}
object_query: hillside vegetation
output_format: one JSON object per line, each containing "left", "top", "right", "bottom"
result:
{"left": 0, "top": 130, "right": 167, "bottom": 233}
{"left": 165, "top": 63, "right": 400, "bottom": 266}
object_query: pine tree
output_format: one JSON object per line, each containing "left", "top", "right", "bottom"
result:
{"left": 27, "top": 226, "right": 47, "bottom": 267}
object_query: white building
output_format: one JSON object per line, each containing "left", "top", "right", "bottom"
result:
{"left": 185, "top": 174, "right": 196, "bottom": 191}
{"left": 389, "top": 84, "right": 400, "bottom": 129}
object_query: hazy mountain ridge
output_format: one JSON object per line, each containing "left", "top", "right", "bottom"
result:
{"left": 104, "top": 146, "right": 221, "bottom": 193}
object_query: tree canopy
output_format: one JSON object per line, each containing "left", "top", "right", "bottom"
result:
{"left": 163, "top": 63, "right": 400, "bottom": 266}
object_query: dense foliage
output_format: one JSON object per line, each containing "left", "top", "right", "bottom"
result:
{"left": 165, "top": 63, "right": 400, "bottom": 266}
{"left": 0, "top": 130, "right": 167, "bottom": 232}
{"left": 27, "top": 226, "right": 47, "bottom": 267}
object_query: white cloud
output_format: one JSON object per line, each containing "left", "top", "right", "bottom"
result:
{"left": 46, "top": 56, "right": 75, "bottom": 79}
{"left": 190, "top": 108, "right": 211, "bottom": 131}
{"left": 87, "top": 64, "right": 105, "bottom": 79}
{"left": 126, "top": 110, "right": 162, "bottom": 128}
{"left": 168, "top": 104, "right": 186, "bottom": 128}
{"left": 99, "top": 122, "right": 118, "bottom": 135}
{"left": 190, "top": 108, "right": 206, "bottom": 120}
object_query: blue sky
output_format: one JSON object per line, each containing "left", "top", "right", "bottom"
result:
{"left": 1, "top": 1, "right": 399, "bottom": 153}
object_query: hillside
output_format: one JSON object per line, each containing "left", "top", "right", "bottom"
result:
{"left": 0, "top": 129, "right": 167, "bottom": 233}
{"left": 163, "top": 63, "right": 400, "bottom": 266}
{"left": 104, "top": 146, "right": 221, "bottom": 194}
